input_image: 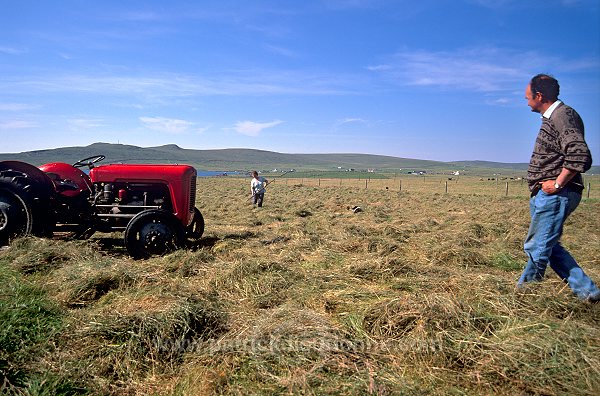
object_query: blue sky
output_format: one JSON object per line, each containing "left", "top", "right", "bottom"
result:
{"left": 1, "top": 0, "right": 599, "bottom": 163}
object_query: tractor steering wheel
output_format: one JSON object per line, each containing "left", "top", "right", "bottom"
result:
{"left": 73, "top": 155, "right": 106, "bottom": 169}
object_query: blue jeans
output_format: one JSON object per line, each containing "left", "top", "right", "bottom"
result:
{"left": 518, "top": 187, "right": 600, "bottom": 300}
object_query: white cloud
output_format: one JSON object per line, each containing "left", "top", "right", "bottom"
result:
{"left": 385, "top": 48, "right": 525, "bottom": 91}
{"left": 0, "top": 120, "right": 37, "bottom": 130}
{"left": 485, "top": 97, "right": 512, "bottom": 106}
{"left": 366, "top": 47, "right": 600, "bottom": 110}
{"left": 366, "top": 47, "right": 598, "bottom": 93}
{"left": 469, "top": 0, "right": 587, "bottom": 8}
{"left": 0, "top": 46, "right": 26, "bottom": 55}
{"left": 67, "top": 118, "right": 105, "bottom": 130}
{"left": 335, "top": 118, "right": 367, "bottom": 127}
{"left": 139, "top": 117, "right": 197, "bottom": 134}
{"left": 366, "top": 64, "right": 392, "bottom": 71}
{"left": 264, "top": 44, "right": 299, "bottom": 58}
{"left": 233, "top": 120, "right": 283, "bottom": 136}
{"left": 468, "top": 0, "right": 516, "bottom": 8}
{"left": 2, "top": 70, "right": 357, "bottom": 100}
{"left": 0, "top": 103, "right": 38, "bottom": 111}
{"left": 118, "top": 11, "right": 164, "bottom": 21}
{"left": 324, "top": 0, "right": 395, "bottom": 10}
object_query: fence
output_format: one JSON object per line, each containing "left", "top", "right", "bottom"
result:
{"left": 271, "top": 175, "right": 600, "bottom": 199}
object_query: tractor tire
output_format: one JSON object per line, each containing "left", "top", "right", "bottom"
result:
{"left": 185, "top": 207, "right": 205, "bottom": 242}
{"left": 0, "top": 171, "right": 53, "bottom": 245}
{"left": 124, "top": 209, "right": 185, "bottom": 259}
{"left": 0, "top": 190, "right": 32, "bottom": 245}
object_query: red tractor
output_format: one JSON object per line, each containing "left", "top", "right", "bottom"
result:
{"left": 0, "top": 155, "right": 204, "bottom": 259}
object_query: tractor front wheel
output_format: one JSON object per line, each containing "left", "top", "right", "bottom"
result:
{"left": 185, "top": 207, "right": 205, "bottom": 243}
{"left": 124, "top": 209, "right": 185, "bottom": 259}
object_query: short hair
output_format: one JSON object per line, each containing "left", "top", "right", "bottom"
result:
{"left": 530, "top": 74, "right": 560, "bottom": 101}
{"left": 252, "top": 170, "right": 258, "bottom": 177}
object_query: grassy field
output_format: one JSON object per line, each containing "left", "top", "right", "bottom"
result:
{"left": 1, "top": 177, "right": 599, "bottom": 395}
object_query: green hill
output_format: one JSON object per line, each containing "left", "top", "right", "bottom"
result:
{"left": 0, "top": 143, "right": 451, "bottom": 171}
{"left": 1, "top": 142, "right": 598, "bottom": 175}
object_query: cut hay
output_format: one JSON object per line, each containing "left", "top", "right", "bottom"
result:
{"left": 2, "top": 177, "right": 599, "bottom": 395}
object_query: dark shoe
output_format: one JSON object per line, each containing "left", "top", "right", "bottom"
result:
{"left": 585, "top": 294, "right": 600, "bottom": 304}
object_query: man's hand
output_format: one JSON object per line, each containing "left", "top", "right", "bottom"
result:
{"left": 540, "top": 179, "right": 561, "bottom": 194}
{"left": 540, "top": 168, "right": 578, "bottom": 195}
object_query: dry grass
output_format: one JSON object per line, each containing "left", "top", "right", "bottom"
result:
{"left": 1, "top": 177, "right": 599, "bottom": 395}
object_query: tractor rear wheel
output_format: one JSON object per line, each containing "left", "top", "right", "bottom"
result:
{"left": 0, "top": 171, "right": 53, "bottom": 245}
{"left": 124, "top": 209, "right": 185, "bottom": 259}
{"left": 0, "top": 190, "right": 32, "bottom": 245}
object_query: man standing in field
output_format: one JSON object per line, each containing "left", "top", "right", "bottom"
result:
{"left": 250, "top": 170, "right": 268, "bottom": 208}
{"left": 518, "top": 74, "right": 599, "bottom": 302}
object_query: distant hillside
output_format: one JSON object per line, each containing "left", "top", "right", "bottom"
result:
{"left": 450, "top": 160, "right": 600, "bottom": 175}
{"left": 449, "top": 160, "right": 528, "bottom": 171}
{"left": 1, "top": 142, "right": 597, "bottom": 175}
{"left": 0, "top": 143, "right": 450, "bottom": 171}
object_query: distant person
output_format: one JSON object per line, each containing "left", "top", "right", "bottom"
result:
{"left": 250, "top": 171, "right": 268, "bottom": 208}
{"left": 517, "top": 74, "right": 599, "bottom": 302}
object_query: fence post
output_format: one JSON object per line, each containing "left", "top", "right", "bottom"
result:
{"left": 445, "top": 181, "right": 448, "bottom": 193}
{"left": 318, "top": 179, "right": 321, "bottom": 187}
{"left": 399, "top": 179, "right": 402, "bottom": 192}
{"left": 365, "top": 179, "right": 368, "bottom": 189}
{"left": 505, "top": 182, "right": 509, "bottom": 197}
{"left": 588, "top": 182, "right": 591, "bottom": 199}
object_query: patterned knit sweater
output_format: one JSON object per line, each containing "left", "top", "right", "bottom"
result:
{"left": 527, "top": 103, "right": 592, "bottom": 191}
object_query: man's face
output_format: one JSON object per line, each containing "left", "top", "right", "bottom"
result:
{"left": 525, "top": 84, "right": 543, "bottom": 113}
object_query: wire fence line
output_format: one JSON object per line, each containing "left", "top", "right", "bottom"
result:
{"left": 269, "top": 175, "right": 600, "bottom": 199}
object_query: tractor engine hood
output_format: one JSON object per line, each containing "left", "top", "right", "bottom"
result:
{"left": 89, "top": 164, "right": 197, "bottom": 225}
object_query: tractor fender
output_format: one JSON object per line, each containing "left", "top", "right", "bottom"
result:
{"left": 0, "top": 161, "right": 55, "bottom": 191}
{"left": 39, "top": 162, "right": 93, "bottom": 197}
{"left": 0, "top": 160, "right": 56, "bottom": 238}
